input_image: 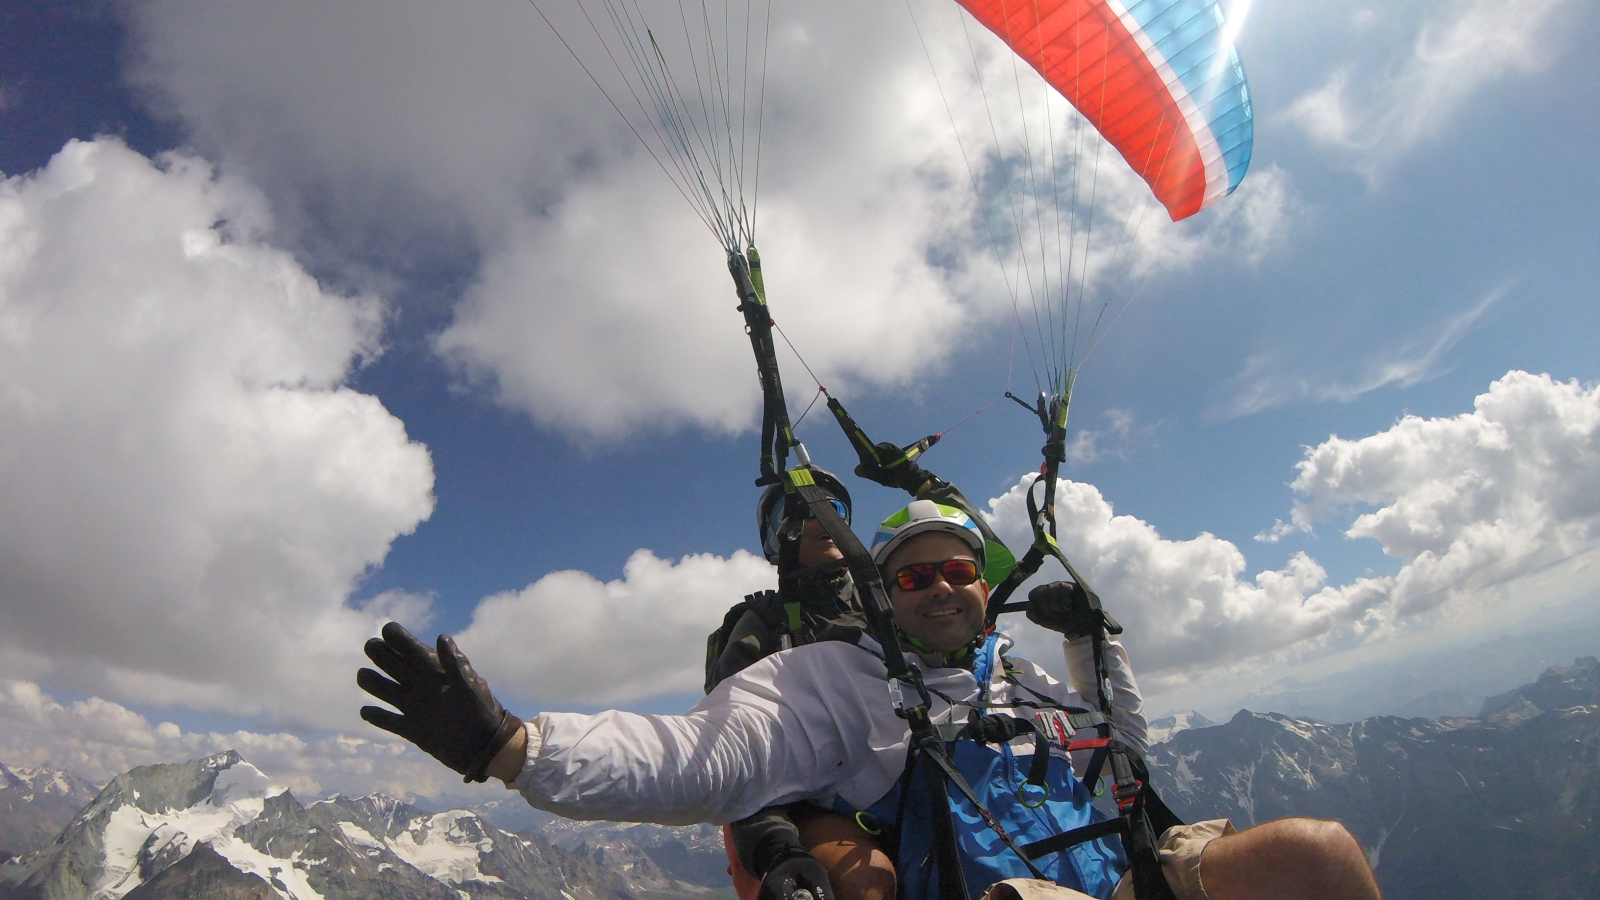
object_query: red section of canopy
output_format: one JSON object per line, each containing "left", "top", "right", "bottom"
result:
{"left": 953, "top": 0, "right": 1208, "bottom": 220}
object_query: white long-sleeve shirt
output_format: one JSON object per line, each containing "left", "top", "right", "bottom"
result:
{"left": 512, "top": 632, "right": 1144, "bottom": 826}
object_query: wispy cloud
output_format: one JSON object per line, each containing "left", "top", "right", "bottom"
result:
{"left": 1285, "top": 0, "right": 1575, "bottom": 174}
{"left": 1254, "top": 518, "right": 1309, "bottom": 544}
{"left": 1216, "top": 286, "right": 1504, "bottom": 419}
{"left": 1066, "top": 409, "right": 1136, "bottom": 465}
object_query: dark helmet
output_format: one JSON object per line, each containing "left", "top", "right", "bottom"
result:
{"left": 757, "top": 467, "right": 852, "bottom": 564}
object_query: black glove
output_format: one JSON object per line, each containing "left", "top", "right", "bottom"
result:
{"left": 755, "top": 845, "right": 834, "bottom": 900}
{"left": 1026, "top": 581, "right": 1121, "bottom": 640}
{"left": 357, "top": 622, "right": 522, "bottom": 783}
{"left": 854, "top": 441, "right": 932, "bottom": 494}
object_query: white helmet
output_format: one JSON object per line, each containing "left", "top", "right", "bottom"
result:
{"left": 870, "top": 499, "right": 986, "bottom": 568}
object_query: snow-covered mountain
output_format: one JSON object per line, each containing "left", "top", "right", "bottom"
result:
{"left": 0, "top": 764, "right": 100, "bottom": 864}
{"left": 10, "top": 656, "right": 1594, "bottom": 900}
{"left": 0, "top": 751, "right": 727, "bottom": 900}
{"left": 1145, "top": 656, "right": 1600, "bottom": 900}
{"left": 1144, "top": 711, "right": 1216, "bottom": 746}
{"left": 536, "top": 817, "right": 730, "bottom": 891}
{"left": 418, "top": 793, "right": 733, "bottom": 894}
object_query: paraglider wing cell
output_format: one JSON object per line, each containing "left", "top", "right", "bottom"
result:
{"left": 954, "top": 0, "right": 1253, "bottom": 221}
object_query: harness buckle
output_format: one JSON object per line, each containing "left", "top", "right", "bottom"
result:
{"left": 1114, "top": 778, "right": 1144, "bottom": 811}
{"left": 887, "top": 678, "right": 907, "bottom": 713}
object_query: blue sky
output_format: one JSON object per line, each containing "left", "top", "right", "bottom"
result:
{"left": 1, "top": 0, "right": 1597, "bottom": 799}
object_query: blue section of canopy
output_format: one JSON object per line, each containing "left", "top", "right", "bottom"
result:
{"left": 1125, "top": 0, "right": 1253, "bottom": 192}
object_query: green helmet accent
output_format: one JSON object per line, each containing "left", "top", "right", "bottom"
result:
{"left": 982, "top": 539, "right": 1017, "bottom": 587}
{"left": 870, "top": 499, "right": 986, "bottom": 569}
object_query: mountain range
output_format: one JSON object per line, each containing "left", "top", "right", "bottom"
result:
{"left": 0, "top": 751, "right": 730, "bottom": 900}
{"left": 1146, "top": 655, "right": 1600, "bottom": 900}
{"left": 2, "top": 656, "right": 1595, "bottom": 899}
{"left": 0, "top": 765, "right": 100, "bottom": 866}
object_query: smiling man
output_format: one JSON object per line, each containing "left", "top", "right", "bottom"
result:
{"left": 358, "top": 501, "right": 1382, "bottom": 900}
{"left": 707, "top": 465, "right": 1015, "bottom": 900}
{"left": 873, "top": 504, "right": 991, "bottom": 653}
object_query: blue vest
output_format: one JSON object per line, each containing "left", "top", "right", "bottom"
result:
{"left": 843, "top": 636, "right": 1128, "bottom": 900}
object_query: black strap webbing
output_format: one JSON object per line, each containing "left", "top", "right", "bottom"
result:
{"left": 788, "top": 475, "right": 976, "bottom": 900}
{"left": 730, "top": 250, "right": 792, "bottom": 484}
{"left": 1019, "top": 819, "right": 1125, "bottom": 860}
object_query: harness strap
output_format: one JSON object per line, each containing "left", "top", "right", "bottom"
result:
{"left": 1013, "top": 760, "right": 1179, "bottom": 900}
{"left": 730, "top": 250, "right": 793, "bottom": 484}
{"left": 984, "top": 391, "right": 1178, "bottom": 900}
{"left": 920, "top": 749, "right": 976, "bottom": 900}
{"left": 919, "top": 736, "right": 1049, "bottom": 884}
{"left": 788, "top": 473, "right": 969, "bottom": 899}
{"left": 1019, "top": 819, "right": 1126, "bottom": 860}
{"left": 940, "top": 714, "right": 1055, "bottom": 803}
{"left": 985, "top": 544, "right": 1045, "bottom": 622}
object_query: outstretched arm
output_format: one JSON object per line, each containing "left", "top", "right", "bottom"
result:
{"left": 360, "top": 621, "right": 862, "bottom": 824}
{"left": 505, "top": 644, "right": 889, "bottom": 825}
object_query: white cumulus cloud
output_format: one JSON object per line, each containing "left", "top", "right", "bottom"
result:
{"left": 0, "top": 138, "right": 435, "bottom": 730}
{"left": 456, "top": 549, "right": 777, "bottom": 708}
{"left": 125, "top": 0, "right": 1290, "bottom": 438}
{"left": 982, "top": 476, "right": 1391, "bottom": 678}
{"left": 1287, "top": 370, "right": 1600, "bottom": 615}
{"left": 437, "top": 373, "right": 1599, "bottom": 706}
{"left": 0, "top": 678, "right": 456, "bottom": 800}
{"left": 983, "top": 369, "right": 1600, "bottom": 688}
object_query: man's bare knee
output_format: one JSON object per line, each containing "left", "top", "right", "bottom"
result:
{"left": 1269, "top": 818, "right": 1363, "bottom": 862}
{"left": 1199, "top": 818, "right": 1380, "bottom": 900}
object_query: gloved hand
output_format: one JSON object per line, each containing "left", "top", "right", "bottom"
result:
{"left": 854, "top": 441, "right": 932, "bottom": 494}
{"left": 357, "top": 622, "right": 522, "bottom": 783}
{"left": 756, "top": 846, "right": 835, "bottom": 900}
{"left": 1026, "top": 581, "right": 1120, "bottom": 640}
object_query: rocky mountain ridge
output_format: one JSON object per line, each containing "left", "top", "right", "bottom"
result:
{"left": 0, "top": 764, "right": 99, "bottom": 865}
{"left": 4, "top": 657, "right": 1595, "bottom": 899}
{"left": 1146, "top": 656, "right": 1600, "bottom": 900}
{"left": 0, "top": 751, "right": 728, "bottom": 900}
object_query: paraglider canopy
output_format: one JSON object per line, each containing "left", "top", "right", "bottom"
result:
{"left": 953, "top": 0, "right": 1252, "bottom": 220}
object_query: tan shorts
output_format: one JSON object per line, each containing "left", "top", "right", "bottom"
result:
{"left": 981, "top": 819, "right": 1235, "bottom": 900}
